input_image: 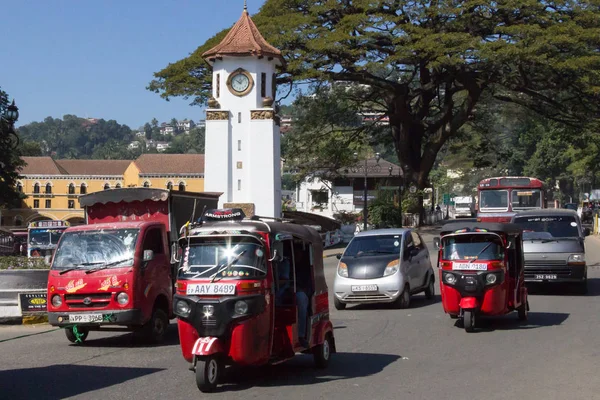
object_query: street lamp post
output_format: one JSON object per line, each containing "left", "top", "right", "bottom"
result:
{"left": 1, "top": 99, "right": 20, "bottom": 149}
{"left": 352, "top": 152, "right": 381, "bottom": 231}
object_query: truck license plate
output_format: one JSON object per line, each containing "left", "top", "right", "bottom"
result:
{"left": 186, "top": 283, "right": 236, "bottom": 295}
{"left": 534, "top": 274, "right": 557, "bottom": 280}
{"left": 351, "top": 285, "right": 378, "bottom": 292}
{"left": 68, "top": 314, "right": 103, "bottom": 323}
{"left": 452, "top": 262, "right": 487, "bottom": 271}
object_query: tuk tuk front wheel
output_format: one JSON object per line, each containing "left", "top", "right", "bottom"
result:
{"left": 65, "top": 326, "right": 89, "bottom": 343}
{"left": 313, "top": 332, "right": 333, "bottom": 369}
{"left": 195, "top": 355, "right": 221, "bottom": 393}
{"left": 463, "top": 310, "right": 475, "bottom": 332}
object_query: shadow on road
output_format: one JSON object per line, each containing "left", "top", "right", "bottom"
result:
{"left": 526, "top": 278, "right": 600, "bottom": 297}
{"left": 453, "top": 311, "right": 570, "bottom": 332}
{"left": 1, "top": 364, "right": 165, "bottom": 399}
{"left": 67, "top": 323, "right": 180, "bottom": 348}
{"left": 216, "top": 352, "right": 401, "bottom": 392}
{"left": 344, "top": 294, "right": 440, "bottom": 311}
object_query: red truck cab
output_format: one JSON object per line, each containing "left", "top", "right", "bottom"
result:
{"left": 47, "top": 188, "right": 219, "bottom": 344}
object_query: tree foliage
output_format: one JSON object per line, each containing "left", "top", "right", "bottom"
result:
{"left": 0, "top": 87, "right": 25, "bottom": 208}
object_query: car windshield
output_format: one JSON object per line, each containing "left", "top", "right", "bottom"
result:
{"left": 513, "top": 215, "right": 579, "bottom": 238}
{"left": 344, "top": 234, "right": 402, "bottom": 257}
{"left": 178, "top": 237, "right": 267, "bottom": 279}
{"left": 52, "top": 229, "right": 139, "bottom": 270}
{"left": 442, "top": 234, "right": 504, "bottom": 261}
{"left": 480, "top": 190, "right": 508, "bottom": 210}
{"left": 511, "top": 189, "right": 541, "bottom": 210}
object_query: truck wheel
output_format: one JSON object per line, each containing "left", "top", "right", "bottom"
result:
{"left": 195, "top": 356, "right": 221, "bottom": 392}
{"left": 143, "top": 308, "right": 169, "bottom": 344}
{"left": 424, "top": 276, "right": 435, "bottom": 300}
{"left": 334, "top": 297, "right": 346, "bottom": 310}
{"left": 65, "top": 326, "right": 88, "bottom": 343}
{"left": 463, "top": 310, "right": 475, "bottom": 332}
{"left": 313, "top": 332, "right": 333, "bottom": 369}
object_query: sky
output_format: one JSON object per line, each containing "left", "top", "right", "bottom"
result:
{"left": 1, "top": 0, "right": 270, "bottom": 130}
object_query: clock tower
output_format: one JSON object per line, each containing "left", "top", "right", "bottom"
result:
{"left": 202, "top": 5, "right": 283, "bottom": 218}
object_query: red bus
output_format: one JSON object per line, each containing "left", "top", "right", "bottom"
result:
{"left": 477, "top": 177, "right": 546, "bottom": 222}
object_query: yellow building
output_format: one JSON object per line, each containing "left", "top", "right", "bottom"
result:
{"left": 0, "top": 154, "right": 206, "bottom": 228}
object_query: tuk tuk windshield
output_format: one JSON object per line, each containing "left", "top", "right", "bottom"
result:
{"left": 178, "top": 236, "right": 267, "bottom": 279}
{"left": 52, "top": 229, "right": 139, "bottom": 270}
{"left": 442, "top": 234, "right": 505, "bottom": 261}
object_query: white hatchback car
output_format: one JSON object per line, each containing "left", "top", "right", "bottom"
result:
{"left": 333, "top": 228, "right": 435, "bottom": 309}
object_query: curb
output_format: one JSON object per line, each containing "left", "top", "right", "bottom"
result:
{"left": 22, "top": 314, "right": 48, "bottom": 325}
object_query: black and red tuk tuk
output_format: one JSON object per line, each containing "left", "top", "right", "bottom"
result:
{"left": 172, "top": 209, "right": 336, "bottom": 392}
{"left": 434, "top": 222, "right": 529, "bottom": 332}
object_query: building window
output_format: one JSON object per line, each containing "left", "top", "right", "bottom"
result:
{"left": 238, "top": 112, "right": 241, "bottom": 123}
{"left": 272, "top": 73, "right": 277, "bottom": 99}
{"left": 104, "top": 183, "right": 110, "bottom": 190}
{"left": 238, "top": 140, "right": 241, "bottom": 151}
{"left": 179, "top": 182, "right": 186, "bottom": 191}
{"left": 68, "top": 200, "right": 75, "bottom": 209}
{"left": 45, "top": 200, "right": 51, "bottom": 208}
{"left": 238, "top": 179, "right": 241, "bottom": 191}
{"left": 116, "top": 183, "right": 122, "bottom": 189}
{"left": 33, "top": 183, "right": 40, "bottom": 194}
{"left": 68, "top": 183, "right": 75, "bottom": 194}
{"left": 143, "top": 181, "right": 150, "bottom": 188}
{"left": 167, "top": 182, "right": 173, "bottom": 190}
{"left": 33, "top": 200, "right": 39, "bottom": 208}
{"left": 45, "top": 183, "right": 52, "bottom": 194}
{"left": 80, "top": 184, "right": 87, "bottom": 194}
{"left": 216, "top": 73, "right": 220, "bottom": 98}
{"left": 261, "top": 72, "right": 266, "bottom": 97}
{"left": 16, "top": 182, "right": 23, "bottom": 193}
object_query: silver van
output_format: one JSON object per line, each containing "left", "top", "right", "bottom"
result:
{"left": 511, "top": 209, "right": 590, "bottom": 293}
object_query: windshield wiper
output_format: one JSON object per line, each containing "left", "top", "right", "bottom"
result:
{"left": 211, "top": 250, "right": 247, "bottom": 283}
{"left": 469, "top": 243, "right": 493, "bottom": 263}
{"left": 58, "top": 262, "right": 103, "bottom": 275}
{"left": 85, "top": 258, "right": 133, "bottom": 274}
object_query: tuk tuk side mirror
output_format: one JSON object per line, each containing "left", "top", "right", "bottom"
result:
{"left": 143, "top": 250, "right": 154, "bottom": 263}
{"left": 433, "top": 238, "right": 441, "bottom": 249}
{"left": 335, "top": 253, "right": 342, "bottom": 260}
{"left": 584, "top": 227, "right": 591, "bottom": 237}
{"left": 268, "top": 249, "right": 280, "bottom": 262}
{"left": 170, "top": 242, "right": 181, "bottom": 264}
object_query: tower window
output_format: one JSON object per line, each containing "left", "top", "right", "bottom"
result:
{"left": 238, "top": 140, "right": 241, "bottom": 151}
{"left": 237, "top": 180, "right": 241, "bottom": 191}
{"left": 261, "top": 72, "right": 266, "bottom": 97}
{"left": 216, "top": 73, "right": 220, "bottom": 98}
{"left": 272, "top": 73, "right": 277, "bottom": 99}
{"left": 238, "top": 112, "right": 241, "bottom": 123}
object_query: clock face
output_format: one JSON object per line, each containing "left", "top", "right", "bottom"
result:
{"left": 231, "top": 73, "right": 250, "bottom": 93}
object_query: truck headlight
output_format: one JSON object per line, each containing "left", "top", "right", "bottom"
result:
{"left": 116, "top": 292, "right": 129, "bottom": 305}
{"left": 568, "top": 254, "right": 585, "bottom": 265}
{"left": 384, "top": 260, "right": 399, "bottom": 276}
{"left": 234, "top": 300, "right": 248, "bottom": 315}
{"left": 337, "top": 262, "right": 348, "bottom": 277}
{"left": 51, "top": 294, "right": 62, "bottom": 308}
{"left": 175, "top": 300, "right": 191, "bottom": 317}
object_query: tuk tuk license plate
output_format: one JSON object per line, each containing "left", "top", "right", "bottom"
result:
{"left": 351, "top": 285, "right": 378, "bottom": 292}
{"left": 452, "top": 262, "right": 487, "bottom": 271}
{"left": 535, "top": 274, "right": 557, "bottom": 280}
{"left": 67, "top": 314, "right": 103, "bottom": 323}
{"left": 186, "top": 283, "right": 236, "bottom": 295}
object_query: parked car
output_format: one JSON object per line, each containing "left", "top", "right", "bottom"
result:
{"left": 511, "top": 209, "right": 590, "bottom": 293}
{"left": 333, "top": 228, "right": 436, "bottom": 309}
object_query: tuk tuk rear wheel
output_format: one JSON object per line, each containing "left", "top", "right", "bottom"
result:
{"left": 517, "top": 301, "right": 528, "bottom": 321}
{"left": 195, "top": 356, "right": 221, "bottom": 393}
{"left": 313, "top": 332, "right": 333, "bottom": 369}
{"left": 463, "top": 310, "right": 475, "bottom": 332}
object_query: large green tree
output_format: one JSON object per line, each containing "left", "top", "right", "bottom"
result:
{"left": 0, "top": 87, "right": 25, "bottom": 208}
{"left": 149, "top": 0, "right": 600, "bottom": 215}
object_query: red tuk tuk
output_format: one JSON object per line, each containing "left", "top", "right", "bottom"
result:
{"left": 173, "top": 208, "right": 336, "bottom": 392}
{"left": 434, "top": 222, "right": 529, "bottom": 332}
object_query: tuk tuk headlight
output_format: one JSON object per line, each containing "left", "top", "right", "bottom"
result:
{"left": 175, "top": 300, "right": 191, "bottom": 317}
{"left": 384, "top": 260, "right": 400, "bottom": 276}
{"left": 486, "top": 273, "right": 497, "bottom": 285}
{"left": 443, "top": 272, "right": 456, "bottom": 285}
{"left": 337, "top": 262, "right": 348, "bottom": 278}
{"left": 568, "top": 254, "right": 585, "bottom": 264}
{"left": 51, "top": 294, "right": 62, "bottom": 308}
{"left": 234, "top": 300, "right": 248, "bottom": 315}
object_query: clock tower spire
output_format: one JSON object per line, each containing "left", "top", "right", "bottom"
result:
{"left": 201, "top": 7, "right": 284, "bottom": 218}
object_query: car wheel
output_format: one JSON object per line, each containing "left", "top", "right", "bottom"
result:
{"left": 393, "top": 284, "right": 410, "bottom": 309}
{"left": 577, "top": 279, "right": 588, "bottom": 295}
{"left": 334, "top": 297, "right": 346, "bottom": 310}
{"left": 424, "top": 275, "right": 435, "bottom": 300}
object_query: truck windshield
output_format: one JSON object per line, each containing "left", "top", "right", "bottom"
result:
{"left": 442, "top": 234, "right": 504, "bottom": 261}
{"left": 29, "top": 228, "right": 66, "bottom": 247}
{"left": 52, "top": 229, "right": 139, "bottom": 270}
{"left": 511, "top": 189, "right": 541, "bottom": 210}
{"left": 513, "top": 215, "right": 579, "bottom": 238}
{"left": 480, "top": 190, "right": 508, "bottom": 210}
{"left": 178, "top": 237, "right": 267, "bottom": 279}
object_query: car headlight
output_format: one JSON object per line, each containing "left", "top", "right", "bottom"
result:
{"left": 175, "top": 300, "right": 191, "bottom": 317}
{"left": 234, "top": 300, "right": 248, "bottom": 315}
{"left": 444, "top": 273, "right": 456, "bottom": 285}
{"left": 486, "top": 273, "right": 497, "bottom": 285}
{"left": 384, "top": 259, "right": 399, "bottom": 276}
{"left": 337, "top": 262, "right": 348, "bottom": 277}
{"left": 51, "top": 294, "right": 62, "bottom": 308}
{"left": 568, "top": 254, "right": 585, "bottom": 264}
{"left": 116, "top": 292, "right": 129, "bottom": 305}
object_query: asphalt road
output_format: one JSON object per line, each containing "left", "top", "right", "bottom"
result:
{"left": 2, "top": 229, "right": 600, "bottom": 400}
